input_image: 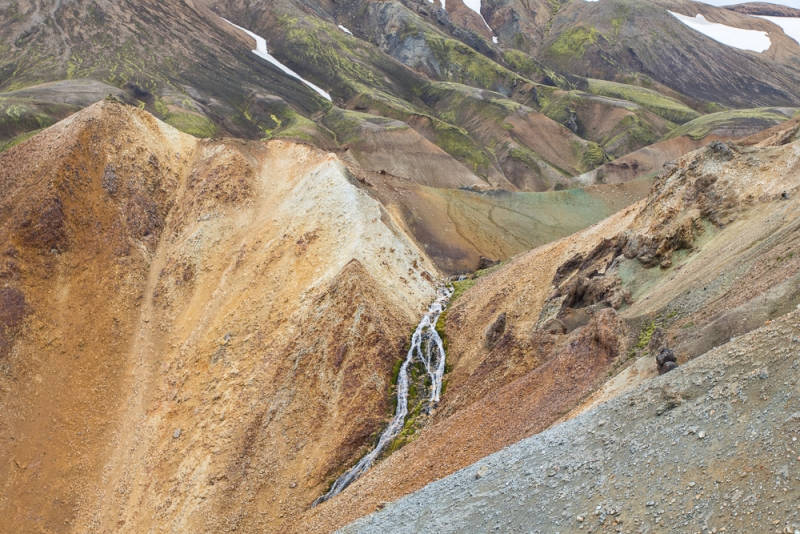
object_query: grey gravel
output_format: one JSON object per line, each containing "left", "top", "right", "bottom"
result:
{"left": 340, "top": 311, "right": 800, "bottom": 534}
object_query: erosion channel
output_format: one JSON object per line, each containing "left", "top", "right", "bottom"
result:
{"left": 314, "top": 284, "right": 454, "bottom": 505}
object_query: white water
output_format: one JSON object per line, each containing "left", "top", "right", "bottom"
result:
{"left": 222, "top": 18, "right": 332, "bottom": 101}
{"left": 669, "top": 12, "right": 772, "bottom": 52}
{"left": 314, "top": 283, "right": 454, "bottom": 505}
{"left": 756, "top": 16, "right": 800, "bottom": 46}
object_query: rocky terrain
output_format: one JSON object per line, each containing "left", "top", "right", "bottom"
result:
{"left": 0, "top": 98, "right": 655, "bottom": 533}
{"left": 0, "top": 100, "right": 443, "bottom": 532}
{"left": 1, "top": 1, "right": 800, "bottom": 534}
{"left": 297, "top": 107, "right": 800, "bottom": 534}
{"left": 342, "top": 308, "right": 800, "bottom": 534}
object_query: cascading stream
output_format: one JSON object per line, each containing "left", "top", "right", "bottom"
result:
{"left": 313, "top": 283, "right": 454, "bottom": 506}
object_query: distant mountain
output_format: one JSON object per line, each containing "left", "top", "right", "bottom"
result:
{"left": 2, "top": 0, "right": 799, "bottom": 192}
{"left": 724, "top": 2, "right": 800, "bottom": 17}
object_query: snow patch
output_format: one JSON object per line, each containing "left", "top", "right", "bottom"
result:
{"left": 756, "top": 16, "right": 800, "bottom": 46}
{"left": 460, "top": 0, "right": 500, "bottom": 44}
{"left": 338, "top": 24, "right": 353, "bottom": 35}
{"left": 463, "top": 0, "right": 492, "bottom": 32}
{"left": 669, "top": 12, "right": 771, "bottom": 52}
{"left": 222, "top": 18, "right": 332, "bottom": 101}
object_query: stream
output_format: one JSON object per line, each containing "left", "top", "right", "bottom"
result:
{"left": 313, "top": 283, "right": 454, "bottom": 506}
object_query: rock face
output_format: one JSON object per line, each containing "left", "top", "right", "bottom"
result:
{"left": 341, "top": 309, "right": 800, "bottom": 534}
{"left": 0, "top": 101, "right": 440, "bottom": 533}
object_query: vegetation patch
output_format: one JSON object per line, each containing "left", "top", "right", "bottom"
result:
{"left": 546, "top": 25, "right": 600, "bottom": 59}
{"left": 662, "top": 108, "right": 795, "bottom": 141}
{"left": 580, "top": 141, "right": 606, "bottom": 171}
{"left": 164, "top": 112, "right": 217, "bottom": 138}
{"left": 0, "top": 129, "right": 42, "bottom": 153}
{"left": 586, "top": 79, "right": 700, "bottom": 124}
{"left": 502, "top": 50, "right": 571, "bottom": 89}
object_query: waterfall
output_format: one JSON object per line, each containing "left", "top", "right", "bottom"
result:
{"left": 313, "top": 283, "right": 453, "bottom": 506}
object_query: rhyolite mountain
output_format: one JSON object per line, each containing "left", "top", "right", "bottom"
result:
{"left": 2, "top": 1, "right": 800, "bottom": 534}
{"left": 2, "top": 0, "right": 800, "bottom": 191}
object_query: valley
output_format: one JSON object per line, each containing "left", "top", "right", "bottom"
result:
{"left": 1, "top": 1, "right": 800, "bottom": 533}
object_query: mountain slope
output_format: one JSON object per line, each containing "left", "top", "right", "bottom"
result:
{"left": 3, "top": 0, "right": 800, "bottom": 194}
{"left": 0, "top": 100, "right": 441, "bottom": 532}
{"left": 341, "top": 308, "right": 800, "bottom": 534}
{"left": 297, "top": 118, "right": 800, "bottom": 533}
{"left": 0, "top": 99, "right": 656, "bottom": 533}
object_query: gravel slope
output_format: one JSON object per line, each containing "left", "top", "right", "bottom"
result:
{"left": 341, "top": 309, "right": 800, "bottom": 534}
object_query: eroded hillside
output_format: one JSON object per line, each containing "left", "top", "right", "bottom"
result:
{"left": 0, "top": 98, "right": 658, "bottom": 532}
{"left": 3, "top": 0, "right": 799, "bottom": 193}
{"left": 298, "top": 115, "right": 800, "bottom": 534}
{"left": 342, "top": 308, "right": 800, "bottom": 534}
{"left": 0, "top": 100, "right": 445, "bottom": 532}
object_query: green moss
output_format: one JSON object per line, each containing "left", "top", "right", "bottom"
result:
{"left": 586, "top": 79, "right": 700, "bottom": 124}
{"left": 635, "top": 320, "right": 658, "bottom": 351}
{"left": 508, "top": 147, "right": 543, "bottom": 173}
{"left": 153, "top": 98, "right": 169, "bottom": 118}
{"left": 547, "top": 25, "right": 600, "bottom": 58}
{"left": 164, "top": 112, "right": 217, "bottom": 138}
{"left": 424, "top": 35, "right": 529, "bottom": 93}
{"left": 662, "top": 108, "right": 794, "bottom": 141}
{"left": 580, "top": 141, "right": 606, "bottom": 171}
{"left": 433, "top": 121, "right": 490, "bottom": 173}
{"left": 502, "top": 50, "right": 571, "bottom": 89}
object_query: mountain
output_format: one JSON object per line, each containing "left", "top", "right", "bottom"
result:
{"left": 725, "top": 2, "right": 800, "bottom": 17}
{"left": 0, "top": 100, "right": 650, "bottom": 532}
{"left": 2, "top": 0, "right": 800, "bottom": 191}
{"left": 293, "top": 110, "right": 800, "bottom": 532}
{"left": 339, "top": 307, "right": 800, "bottom": 533}
{"left": 2, "top": 1, "right": 800, "bottom": 533}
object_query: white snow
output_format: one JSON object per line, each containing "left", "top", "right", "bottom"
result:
{"left": 222, "top": 18, "right": 332, "bottom": 101}
{"left": 425, "top": 0, "right": 446, "bottom": 10}
{"left": 669, "top": 11, "right": 772, "bottom": 52}
{"left": 463, "top": 0, "right": 492, "bottom": 31}
{"left": 756, "top": 16, "right": 800, "bottom": 46}
{"left": 460, "top": 0, "right": 501, "bottom": 45}
{"left": 338, "top": 24, "right": 353, "bottom": 35}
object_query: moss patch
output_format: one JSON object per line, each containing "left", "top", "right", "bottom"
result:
{"left": 546, "top": 25, "right": 600, "bottom": 59}
{"left": 586, "top": 79, "right": 700, "bottom": 124}
{"left": 662, "top": 108, "right": 795, "bottom": 141}
{"left": 164, "top": 112, "right": 217, "bottom": 138}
